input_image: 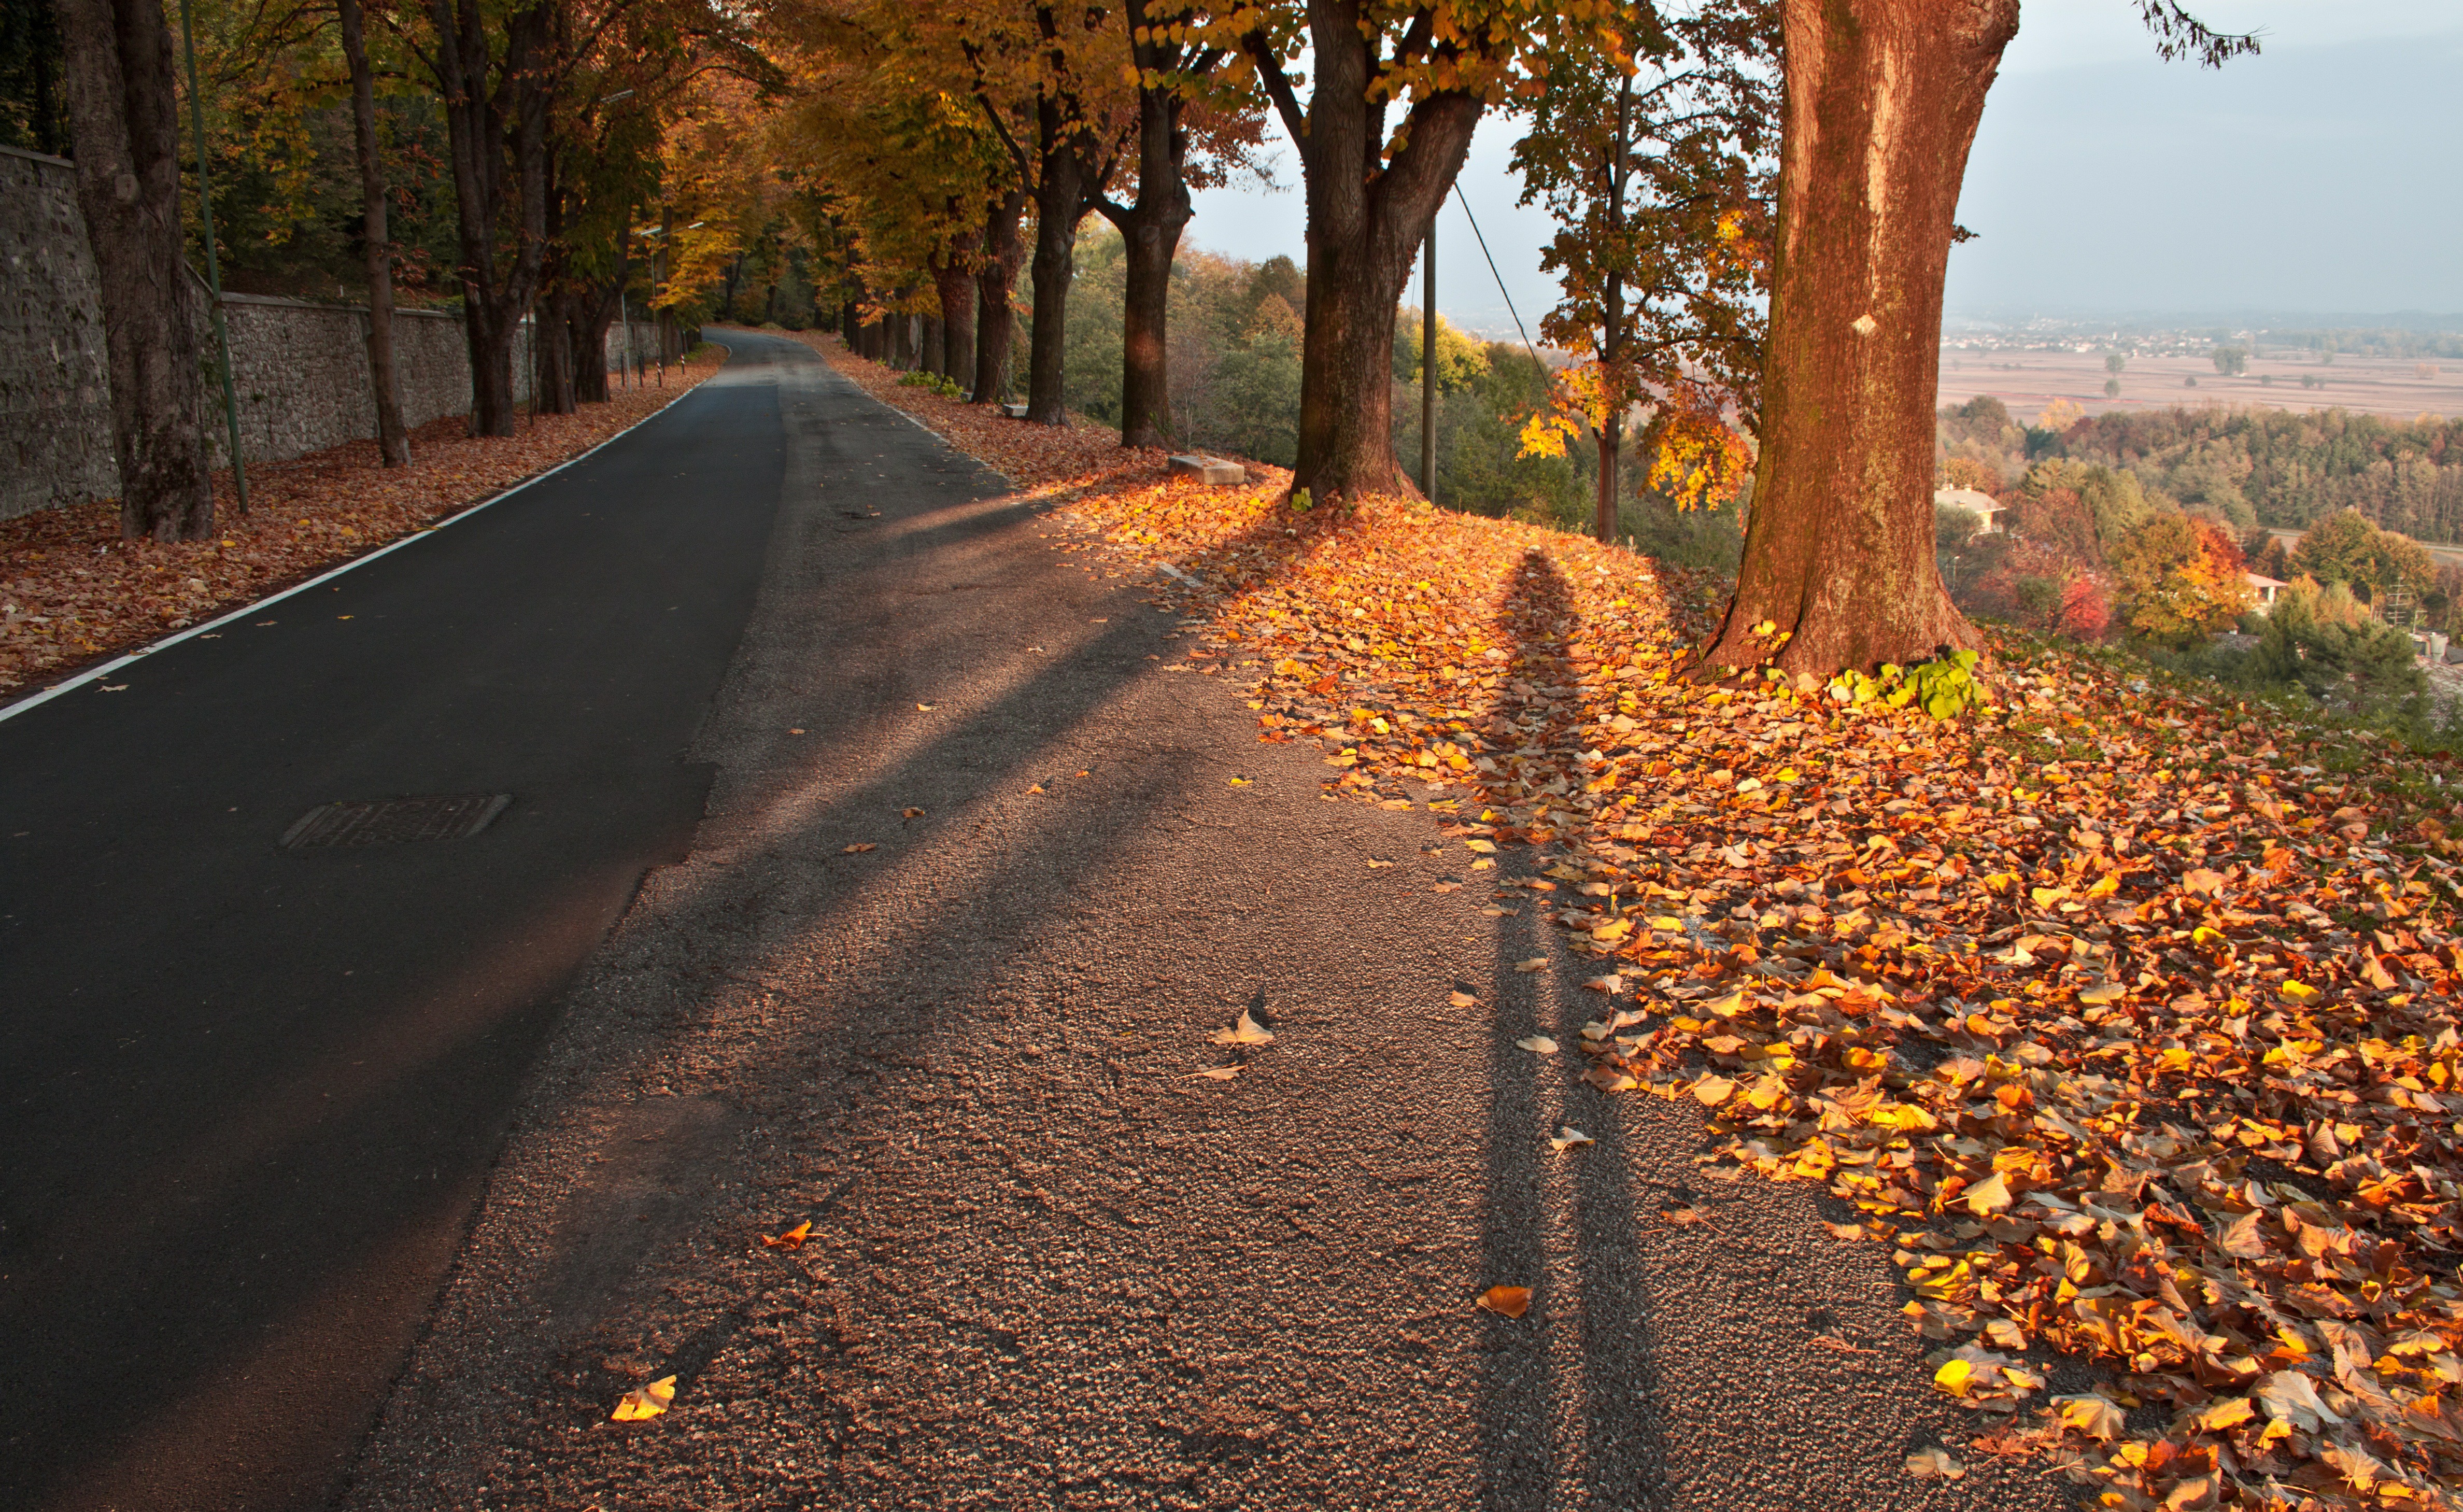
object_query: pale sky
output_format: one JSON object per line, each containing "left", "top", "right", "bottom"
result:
{"left": 1185, "top": 1, "right": 2463, "bottom": 336}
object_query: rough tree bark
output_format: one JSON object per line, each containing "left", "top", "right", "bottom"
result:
{"left": 1698, "top": 0, "right": 2018, "bottom": 675}
{"left": 535, "top": 286, "right": 577, "bottom": 414}
{"left": 972, "top": 189, "right": 1026, "bottom": 405}
{"left": 55, "top": 0, "right": 214, "bottom": 539}
{"left": 928, "top": 247, "right": 977, "bottom": 391}
{"left": 1022, "top": 94, "right": 1106, "bottom": 425}
{"left": 338, "top": 0, "right": 410, "bottom": 464}
{"left": 1244, "top": 0, "right": 1482, "bottom": 501}
{"left": 921, "top": 315, "right": 944, "bottom": 378}
{"left": 426, "top": 0, "right": 550, "bottom": 436}
{"left": 1094, "top": 70, "right": 1193, "bottom": 449}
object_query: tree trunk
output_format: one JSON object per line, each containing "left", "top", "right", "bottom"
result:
{"left": 1280, "top": 0, "right": 1483, "bottom": 501}
{"left": 972, "top": 189, "right": 1025, "bottom": 404}
{"left": 841, "top": 295, "right": 859, "bottom": 345}
{"left": 1700, "top": 0, "right": 2017, "bottom": 676}
{"left": 568, "top": 273, "right": 619, "bottom": 403}
{"left": 536, "top": 287, "right": 576, "bottom": 414}
{"left": 921, "top": 315, "right": 943, "bottom": 377}
{"left": 338, "top": 0, "right": 409, "bottom": 465}
{"left": 890, "top": 308, "right": 916, "bottom": 369}
{"left": 427, "top": 0, "right": 550, "bottom": 437}
{"left": 1099, "top": 83, "right": 1191, "bottom": 450}
{"left": 1023, "top": 104, "right": 1091, "bottom": 425}
{"left": 55, "top": 0, "right": 213, "bottom": 540}
{"left": 930, "top": 255, "right": 976, "bottom": 391}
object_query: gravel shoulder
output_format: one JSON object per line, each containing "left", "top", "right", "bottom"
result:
{"left": 343, "top": 333, "right": 2070, "bottom": 1510}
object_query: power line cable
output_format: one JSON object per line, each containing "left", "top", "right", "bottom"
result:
{"left": 1452, "top": 184, "right": 1543, "bottom": 370}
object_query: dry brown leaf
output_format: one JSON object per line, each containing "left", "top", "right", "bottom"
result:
{"left": 1211, "top": 1009, "right": 1274, "bottom": 1046}
{"left": 1476, "top": 1285, "right": 1533, "bottom": 1319}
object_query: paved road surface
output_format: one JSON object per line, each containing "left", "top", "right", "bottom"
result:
{"left": 335, "top": 335, "right": 2068, "bottom": 1510}
{"left": 0, "top": 342, "right": 791, "bottom": 1510}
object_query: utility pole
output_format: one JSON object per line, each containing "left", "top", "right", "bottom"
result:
{"left": 1421, "top": 219, "right": 1436, "bottom": 505}
{"left": 177, "top": 0, "right": 247, "bottom": 512}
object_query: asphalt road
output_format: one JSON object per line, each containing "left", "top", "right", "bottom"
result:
{"left": 0, "top": 339, "right": 798, "bottom": 1511}
{"left": 338, "top": 338, "right": 2073, "bottom": 1510}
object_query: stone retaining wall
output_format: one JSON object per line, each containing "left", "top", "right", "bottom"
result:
{"left": 1, "top": 142, "right": 669, "bottom": 521}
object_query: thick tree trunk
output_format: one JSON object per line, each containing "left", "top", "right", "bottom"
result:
{"left": 568, "top": 274, "right": 619, "bottom": 403}
{"left": 535, "top": 287, "right": 576, "bottom": 414}
{"left": 1701, "top": 0, "right": 2017, "bottom": 676}
{"left": 1024, "top": 108, "right": 1089, "bottom": 425}
{"left": 921, "top": 315, "right": 943, "bottom": 377}
{"left": 1100, "top": 84, "right": 1191, "bottom": 450}
{"left": 428, "top": 0, "right": 549, "bottom": 437}
{"left": 930, "top": 257, "right": 977, "bottom": 390}
{"left": 55, "top": 0, "right": 214, "bottom": 540}
{"left": 972, "top": 190, "right": 1025, "bottom": 404}
{"left": 338, "top": 0, "right": 409, "bottom": 465}
{"left": 840, "top": 295, "right": 859, "bottom": 345}
{"left": 1279, "top": 0, "right": 1482, "bottom": 501}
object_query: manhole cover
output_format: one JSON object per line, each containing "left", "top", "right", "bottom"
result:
{"left": 281, "top": 793, "right": 512, "bottom": 850}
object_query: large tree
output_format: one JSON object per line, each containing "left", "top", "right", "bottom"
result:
{"left": 1696, "top": 0, "right": 2255, "bottom": 675}
{"left": 337, "top": 0, "right": 413, "bottom": 463}
{"left": 55, "top": 0, "right": 215, "bottom": 539}
{"left": 1513, "top": 0, "right": 1777, "bottom": 543}
{"left": 1224, "top": 0, "right": 1621, "bottom": 501}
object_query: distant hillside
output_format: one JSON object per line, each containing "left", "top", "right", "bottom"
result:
{"left": 1943, "top": 400, "right": 2463, "bottom": 545}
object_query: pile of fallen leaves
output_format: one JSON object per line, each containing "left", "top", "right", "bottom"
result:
{"left": 790, "top": 331, "right": 1162, "bottom": 491}
{"left": 1, "top": 357, "right": 719, "bottom": 699}
{"left": 846, "top": 348, "right": 2463, "bottom": 1510}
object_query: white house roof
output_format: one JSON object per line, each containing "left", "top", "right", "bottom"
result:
{"left": 1934, "top": 487, "right": 2004, "bottom": 515}
{"left": 2247, "top": 572, "right": 2289, "bottom": 590}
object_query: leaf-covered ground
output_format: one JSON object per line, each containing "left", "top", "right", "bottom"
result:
{"left": 843, "top": 344, "right": 2463, "bottom": 1511}
{"left": 0, "top": 357, "right": 719, "bottom": 699}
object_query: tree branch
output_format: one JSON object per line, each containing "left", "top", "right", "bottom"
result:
{"left": 1240, "top": 33, "right": 1307, "bottom": 143}
{"left": 2134, "top": 1, "right": 2260, "bottom": 67}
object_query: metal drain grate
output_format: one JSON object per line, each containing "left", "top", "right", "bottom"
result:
{"left": 281, "top": 793, "right": 512, "bottom": 850}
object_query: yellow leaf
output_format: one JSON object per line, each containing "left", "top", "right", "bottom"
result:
{"left": 612, "top": 1376, "right": 676, "bottom": 1422}
{"left": 1211, "top": 1009, "right": 1275, "bottom": 1046}
{"left": 1701, "top": 987, "right": 1745, "bottom": 1018}
{"left": 1965, "top": 1171, "right": 2014, "bottom": 1215}
{"left": 2280, "top": 980, "right": 2320, "bottom": 1004}
{"left": 2195, "top": 1396, "right": 2256, "bottom": 1433}
{"left": 1692, "top": 1074, "right": 1736, "bottom": 1106}
{"left": 2077, "top": 983, "right": 2127, "bottom": 1006}
{"left": 1933, "top": 1358, "right": 1976, "bottom": 1397}
{"left": 2052, "top": 1393, "right": 2125, "bottom": 1442}
{"left": 1464, "top": 839, "right": 1496, "bottom": 853}
{"left": 2192, "top": 925, "right": 2229, "bottom": 950}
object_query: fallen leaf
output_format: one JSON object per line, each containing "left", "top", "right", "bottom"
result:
{"left": 1513, "top": 957, "right": 1548, "bottom": 973}
{"left": 1183, "top": 1066, "right": 1240, "bottom": 1081}
{"left": 1700, "top": 987, "right": 1744, "bottom": 1018}
{"left": 1820, "top": 1220, "right": 1865, "bottom": 1241}
{"left": 1549, "top": 1126, "right": 1594, "bottom": 1151}
{"left": 1964, "top": 1171, "right": 2014, "bottom": 1216}
{"left": 916, "top": 703, "right": 936, "bottom": 711}
{"left": 2051, "top": 1394, "right": 2124, "bottom": 1442}
{"left": 788, "top": 727, "right": 806, "bottom": 735}
{"left": 1212, "top": 1008, "right": 1275, "bottom": 1046}
{"left": 1365, "top": 857, "right": 1394, "bottom": 868}
{"left": 761, "top": 1220, "right": 812, "bottom": 1250}
{"left": 901, "top": 807, "right": 925, "bottom": 818}
{"left": 1903, "top": 1448, "right": 1964, "bottom": 1481}
{"left": 1448, "top": 991, "right": 1478, "bottom": 1008}
{"left": 1517, "top": 1035, "right": 1559, "bottom": 1054}
{"left": 841, "top": 842, "right": 876, "bottom": 854}
{"left": 1228, "top": 776, "right": 1252, "bottom": 786}
{"left": 1476, "top": 1285, "right": 1533, "bottom": 1319}
{"left": 611, "top": 1376, "right": 676, "bottom": 1422}
{"left": 1691, "top": 1074, "right": 1736, "bottom": 1106}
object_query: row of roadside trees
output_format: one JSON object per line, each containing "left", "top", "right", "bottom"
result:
{"left": 31, "top": 0, "right": 2264, "bottom": 681}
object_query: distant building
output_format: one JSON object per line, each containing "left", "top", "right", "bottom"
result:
{"left": 2246, "top": 572, "right": 2288, "bottom": 613}
{"left": 1933, "top": 486, "right": 2007, "bottom": 535}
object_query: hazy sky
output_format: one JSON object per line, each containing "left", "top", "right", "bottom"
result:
{"left": 1184, "top": 1, "right": 2463, "bottom": 335}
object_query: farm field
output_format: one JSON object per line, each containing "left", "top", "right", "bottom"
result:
{"left": 1938, "top": 345, "right": 2457, "bottom": 425}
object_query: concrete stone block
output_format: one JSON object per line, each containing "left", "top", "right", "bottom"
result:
{"left": 1168, "top": 454, "right": 1245, "bottom": 486}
